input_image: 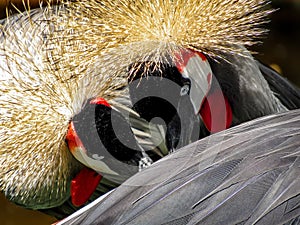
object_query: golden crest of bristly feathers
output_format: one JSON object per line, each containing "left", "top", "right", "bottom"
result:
{"left": 0, "top": 0, "right": 272, "bottom": 209}
{"left": 49, "top": 0, "right": 273, "bottom": 76}
{"left": 0, "top": 7, "right": 125, "bottom": 209}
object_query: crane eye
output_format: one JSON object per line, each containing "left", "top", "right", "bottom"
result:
{"left": 180, "top": 84, "right": 190, "bottom": 96}
{"left": 175, "top": 50, "right": 212, "bottom": 115}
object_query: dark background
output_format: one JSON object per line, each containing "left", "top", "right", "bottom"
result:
{"left": 253, "top": 0, "right": 300, "bottom": 87}
{"left": 0, "top": 0, "right": 299, "bottom": 224}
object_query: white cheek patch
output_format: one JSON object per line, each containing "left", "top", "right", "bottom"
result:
{"left": 72, "top": 146, "right": 119, "bottom": 176}
{"left": 178, "top": 51, "right": 213, "bottom": 114}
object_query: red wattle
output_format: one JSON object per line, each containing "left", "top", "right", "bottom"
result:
{"left": 199, "top": 90, "right": 232, "bottom": 133}
{"left": 71, "top": 167, "right": 102, "bottom": 207}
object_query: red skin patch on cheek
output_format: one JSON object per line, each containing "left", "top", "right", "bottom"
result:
{"left": 174, "top": 49, "right": 207, "bottom": 73}
{"left": 66, "top": 101, "right": 104, "bottom": 207}
{"left": 200, "top": 90, "right": 233, "bottom": 133}
{"left": 66, "top": 124, "right": 102, "bottom": 206}
{"left": 66, "top": 122, "right": 85, "bottom": 154}
{"left": 90, "top": 98, "right": 111, "bottom": 107}
{"left": 175, "top": 50, "right": 196, "bottom": 73}
{"left": 71, "top": 167, "right": 102, "bottom": 207}
{"left": 195, "top": 52, "right": 207, "bottom": 61}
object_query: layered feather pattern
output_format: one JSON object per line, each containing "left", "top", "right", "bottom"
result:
{"left": 0, "top": 0, "right": 275, "bottom": 210}
{"left": 58, "top": 109, "right": 300, "bottom": 225}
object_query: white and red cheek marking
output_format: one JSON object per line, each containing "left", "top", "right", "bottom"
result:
{"left": 175, "top": 49, "right": 212, "bottom": 114}
{"left": 66, "top": 98, "right": 119, "bottom": 176}
{"left": 90, "top": 98, "right": 111, "bottom": 107}
{"left": 65, "top": 98, "right": 113, "bottom": 207}
{"left": 175, "top": 49, "right": 232, "bottom": 133}
{"left": 66, "top": 124, "right": 102, "bottom": 207}
{"left": 66, "top": 122, "right": 86, "bottom": 156}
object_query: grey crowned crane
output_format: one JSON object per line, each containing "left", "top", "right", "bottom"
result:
{"left": 58, "top": 108, "right": 300, "bottom": 225}
{"left": 0, "top": 0, "right": 299, "bottom": 223}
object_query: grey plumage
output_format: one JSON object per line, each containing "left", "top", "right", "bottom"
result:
{"left": 208, "top": 50, "right": 288, "bottom": 126}
{"left": 1, "top": 0, "right": 300, "bottom": 222}
{"left": 258, "top": 61, "right": 300, "bottom": 110}
{"left": 58, "top": 109, "right": 300, "bottom": 225}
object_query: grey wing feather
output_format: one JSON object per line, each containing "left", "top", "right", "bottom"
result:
{"left": 258, "top": 61, "right": 300, "bottom": 110}
{"left": 58, "top": 109, "right": 300, "bottom": 225}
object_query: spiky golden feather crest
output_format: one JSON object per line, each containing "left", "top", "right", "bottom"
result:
{"left": 0, "top": 8, "right": 126, "bottom": 208}
{"left": 48, "top": 0, "right": 273, "bottom": 76}
{"left": 0, "top": 0, "right": 272, "bottom": 209}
